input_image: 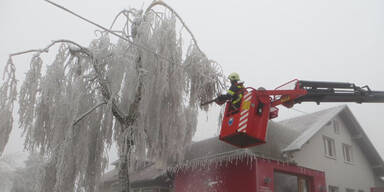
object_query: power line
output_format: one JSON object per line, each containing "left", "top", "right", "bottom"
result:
{"left": 44, "top": 0, "right": 173, "bottom": 63}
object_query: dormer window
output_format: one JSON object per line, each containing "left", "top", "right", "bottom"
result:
{"left": 333, "top": 120, "right": 340, "bottom": 135}
{"left": 326, "top": 120, "right": 340, "bottom": 135}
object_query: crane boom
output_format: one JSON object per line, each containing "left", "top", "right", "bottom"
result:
{"left": 294, "top": 80, "right": 384, "bottom": 104}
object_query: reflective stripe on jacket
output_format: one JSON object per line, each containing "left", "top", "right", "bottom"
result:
{"left": 227, "top": 83, "right": 244, "bottom": 104}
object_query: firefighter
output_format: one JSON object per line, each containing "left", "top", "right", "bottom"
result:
{"left": 216, "top": 72, "right": 245, "bottom": 110}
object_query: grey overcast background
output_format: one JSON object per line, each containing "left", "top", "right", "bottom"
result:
{"left": 1, "top": 0, "right": 383, "bottom": 164}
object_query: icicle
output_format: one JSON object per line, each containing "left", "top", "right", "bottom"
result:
{"left": 0, "top": 58, "right": 17, "bottom": 155}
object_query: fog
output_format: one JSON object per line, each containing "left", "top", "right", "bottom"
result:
{"left": 1, "top": 0, "right": 383, "bottom": 163}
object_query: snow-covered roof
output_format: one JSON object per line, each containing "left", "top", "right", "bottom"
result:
{"left": 280, "top": 105, "right": 384, "bottom": 176}
{"left": 100, "top": 163, "right": 167, "bottom": 185}
{"left": 99, "top": 122, "right": 299, "bottom": 185}
{"left": 186, "top": 106, "right": 349, "bottom": 162}
{"left": 280, "top": 105, "right": 346, "bottom": 152}
{"left": 100, "top": 105, "right": 384, "bottom": 185}
{"left": 185, "top": 121, "right": 299, "bottom": 161}
{"left": 338, "top": 106, "right": 384, "bottom": 177}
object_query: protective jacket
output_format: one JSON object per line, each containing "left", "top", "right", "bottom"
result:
{"left": 217, "top": 81, "right": 245, "bottom": 108}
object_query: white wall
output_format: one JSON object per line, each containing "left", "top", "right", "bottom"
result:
{"left": 292, "top": 115, "right": 377, "bottom": 192}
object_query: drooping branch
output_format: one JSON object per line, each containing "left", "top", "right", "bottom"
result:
{"left": 0, "top": 58, "right": 17, "bottom": 155}
{"left": 72, "top": 101, "right": 107, "bottom": 126}
{"left": 9, "top": 39, "right": 85, "bottom": 58}
{"left": 44, "top": 0, "right": 173, "bottom": 63}
{"left": 109, "top": 10, "right": 130, "bottom": 30}
{"left": 145, "top": 0, "right": 205, "bottom": 57}
{"left": 109, "top": 9, "right": 137, "bottom": 32}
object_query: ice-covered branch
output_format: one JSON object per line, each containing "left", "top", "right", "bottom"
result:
{"left": 145, "top": 0, "right": 205, "bottom": 56}
{"left": 0, "top": 58, "right": 17, "bottom": 155}
{"left": 9, "top": 39, "right": 85, "bottom": 58}
{"left": 72, "top": 101, "right": 107, "bottom": 126}
{"left": 109, "top": 9, "right": 136, "bottom": 31}
{"left": 45, "top": 0, "right": 172, "bottom": 64}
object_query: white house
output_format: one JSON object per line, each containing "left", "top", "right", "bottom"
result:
{"left": 280, "top": 105, "right": 384, "bottom": 191}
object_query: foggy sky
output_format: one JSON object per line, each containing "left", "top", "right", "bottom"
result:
{"left": 1, "top": 0, "right": 383, "bottom": 163}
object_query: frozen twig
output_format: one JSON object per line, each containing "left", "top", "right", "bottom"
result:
{"left": 145, "top": 0, "right": 205, "bottom": 57}
{"left": 109, "top": 9, "right": 136, "bottom": 30}
{"left": 44, "top": 0, "right": 173, "bottom": 63}
{"left": 9, "top": 39, "right": 85, "bottom": 58}
{"left": 109, "top": 10, "right": 130, "bottom": 30}
{"left": 72, "top": 101, "right": 107, "bottom": 126}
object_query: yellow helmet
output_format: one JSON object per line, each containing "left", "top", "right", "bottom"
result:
{"left": 228, "top": 72, "right": 240, "bottom": 81}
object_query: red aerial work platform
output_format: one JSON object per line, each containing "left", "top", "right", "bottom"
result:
{"left": 219, "top": 79, "right": 384, "bottom": 148}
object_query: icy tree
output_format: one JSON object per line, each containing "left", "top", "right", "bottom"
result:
{"left": 0, "top": 1, "right": 225, "bottom": 192}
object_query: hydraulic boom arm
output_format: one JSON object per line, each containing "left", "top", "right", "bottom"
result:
{"left": 294, "top": 80, "right": 384, "bottom": 104}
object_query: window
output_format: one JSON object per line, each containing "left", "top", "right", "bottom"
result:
{"left": 346, "top": 189, "right": 355, "bottom": 192}
{"left": 323, "top": 136, "right": 336, "bottom": 158}
{"left": 274, "top": 172, "right": 298, "bottom": 192}
{"left": 333, "top": 120, "right": 340, "bottom": 134}
{"left": 343, "top": 144, "right": 353, "bottom": 163}
{"left": 298, "top": 177, "right": 310, "bottom": 192}
{"left": 274, "top": 171, "right": 310, "bottom": 192}
{"left": 329, "top": 186, "right": 339, "bottom": 192}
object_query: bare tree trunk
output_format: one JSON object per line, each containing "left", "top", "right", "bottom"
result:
{"left": 118, "top": 142, "right": 130, "bottom": 192}
{"left": 87, "top": 54, "right": 133, "bottom": 192}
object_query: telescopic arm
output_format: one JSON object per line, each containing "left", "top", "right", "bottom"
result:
{"left": 294, "top": 80, "right": 384, "bottom": 104}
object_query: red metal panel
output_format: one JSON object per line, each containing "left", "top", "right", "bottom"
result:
{"left": 249, "top": 95, "right": 271, "bottom": 143}
{"left": 173, "top": 157, "right": 326, "bottom": 192}
{"left": 219, "top": 91, "right": 270, "bottom": 148}
{"left": 255, "top": 158, "right": 326, "bottom": 192}
{"left": 219, "top": 85, "right": 307, "bottom": 148}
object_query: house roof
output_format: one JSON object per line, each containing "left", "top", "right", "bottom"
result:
{"left": 338, "top": 106, "right": 384, "bottom": 176}
{"left": 186, "top": 106, "right": 350, "bottom": 163}
{"left": 101, "top": 162, "right": 168, "bottom": 185}
{"left": 185, "top": 121, "right": 299, "bottom": 162}
{"left": 100, "top": 121, "right": 299, "bottom": 185}
{"left": 280, "top": 105, "right": 384, "bottom": 176}
{"left": 100, "top": 105, "right": 384, "bottom": 185}
{"left": 280, "top": 105, "right": 346, "bottom": 152}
